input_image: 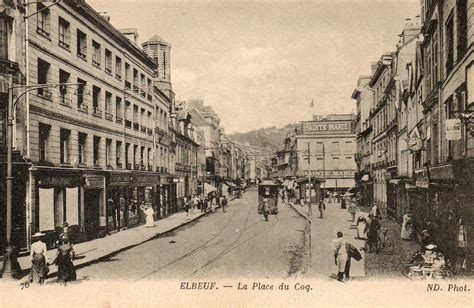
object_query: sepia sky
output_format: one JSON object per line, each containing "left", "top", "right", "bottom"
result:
{"left": 88, "top": 0, "right": 420, "bottom": 133}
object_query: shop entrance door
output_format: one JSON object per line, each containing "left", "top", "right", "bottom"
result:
{"left": 84, "top": 189, "right": 101, "bottom": 240}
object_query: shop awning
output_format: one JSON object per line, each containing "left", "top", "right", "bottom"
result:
{"left": 322, "top": 179, "right": 355, "bottom": 189}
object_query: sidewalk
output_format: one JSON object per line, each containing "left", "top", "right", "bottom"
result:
{"left": 287, "top": 200, "right": 366, "bottom": 280}
{"left": 15, "top": 201, "right": 228, "bottom": 282}
{"left": 359, "top": 208, "right": 419, "bottom": 279}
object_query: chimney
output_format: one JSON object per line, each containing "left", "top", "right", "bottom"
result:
{"left": 119, "top": 28, "right": 139, "bottom": 45}
{"left": 371, "top": 62, "right": 379, "bottom": 75}
{"left": 99, "top": 12, "right": 110, "bottom": 22}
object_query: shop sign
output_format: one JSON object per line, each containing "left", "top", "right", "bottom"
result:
{"left": 305, "top": 170, "right": 355, "bottom": 178}
{"left": 446, "top": 119, "right": 462, "bottom": 141}
{"left": 109, "top": 173, "right": 132, "bottom": 185}
{"left": 37, "top": 176, "right": 79, "bottom": 187}
{"left": 302, "top": 121, "right": 351, "bottom": 133}
{"left": 83, "top": 175, "right": 104, "bottom": 189}
{"left": 132, "top": 173, "right": 160, "bottom": 185}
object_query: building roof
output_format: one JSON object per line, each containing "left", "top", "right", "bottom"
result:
{"left": 143, "top": 34, "right": 170, "bottom": 46}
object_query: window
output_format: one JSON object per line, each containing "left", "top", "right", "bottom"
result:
{"left": 133, "top": 144, "right": 138, "bottom": 169}
{"left": 58, "top": 17, "right": 70, "bottom": 49}
{"left": 105, "top": 49, "right": 112, "bottom": 74}
{"left": 37, "top": 58, "right": 51, "bottom": 99}
{"left": 133, "top": 69, "right": 139, "bottom": 92}
{"left": 59, "top": 69, "right": 70, "bottom": 106}
{"left": 115, "top": 97, "right": 122, "bottom": 122}
{"left": 115, "top": 56, "right": 122, "bottom": 79}
{"left": 160, "top": 45, "right": 167, "bottom": 79}
{"left": 140, "top": 73, "right": 146, "bottom": 96}
{"left": 77, "top": 29, "right": 87, "bottom": 60}
{"left": 93, "top": 136, "right": 101, "bottom": 166}
{"left": 0, "top": 17, "right": 11, "bottom": 59}
{"left": 116, "top": 141, "right": 122, "bottom": 167}
{"left": 37, "top": 3, "right": 50, "bottom": 37}
{"left": 77, "top": 78, "right": 87, "bottom": 110}
{"left": 106, "top": 139, "right": 112, "bottom": 167}
{"left": 78, "top": 133, "right": 87, "bottom": 164}
{"left": 125, "top": 143, "right": 130, "bottom": 169}
{"left": 140, "top": 146, "right": 145, "bottom": 167}
{"left": 446, "top": 15, "right": 454, "bottom": 74}
{"left": 60, "top": 129, "right": 70, "bottom": 164}
{"left": 92, "top": 41, "right": 101, "bottom": 67}
{"left": 457, "top": 0, "right": 468, "bottom": 59}
{"left": 92, "top": 86, "right": 101, "bottom": 116}
{"left": 125, "top": 63, "right": 131, "bottom": 88}
{"left": 39, "top": 123, "right": 50, "bottom": 162}
{"left": 105, "top": 92, "right": 113, "bottom": 120}
{"left": 432, "top": 30, "right": 438, "bottom": 88}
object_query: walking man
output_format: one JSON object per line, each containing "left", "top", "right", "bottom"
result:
{"left": 333, "top": 231, "right": 348, "bottom": 282}
{"left": 318, "top": 198, "right": 326, "bottom": 219}
{"left": 222, "top": 195, "right": 228, "bottom": 213}
{"left": 348, "top": 201, "right": 357, "bottom": 222}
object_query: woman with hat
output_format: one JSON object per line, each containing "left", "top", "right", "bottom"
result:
{"left": 54, "top": 237, "right": 76, "bottom": 284}
{"left": 29, "top": 232, "right": 49, "bottom": 284}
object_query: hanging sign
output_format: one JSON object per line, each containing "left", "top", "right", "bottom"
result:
{"left": 446, "top": 119, "right": 462, "bottom": 140}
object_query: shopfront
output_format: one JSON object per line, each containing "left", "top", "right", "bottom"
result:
{"left": 82, "top": 174, "right": 106, "bottom": 240}
{"left": 34, "top": 168, "right": 82, "bottom": 246}
{"left": 129, "top": 171, "right": 160, "bottom": 226}
{"left": 106, "top": 171, "right": 132, "bottom": 232}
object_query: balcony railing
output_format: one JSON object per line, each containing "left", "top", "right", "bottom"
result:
{"left": 92, "top": 107, "right": 103, "bottom": 117}
{"left": 125, "top": 80, "right": 131, "bottom": 90}
{"left": 147, "top": 164, "right": 152, "bottom": 171}
{"left": 115, "top": 74, "right": 122, "bottom": 80}
{"left": 77, "top": 104, "right": 88, "bottom": 113}
{"left": 125, "top": 119, "right": 132, "bottom": 128}
{"left": 116, "top": 162, "right": 123, "bottom": 169}
{"left": 126, "top": 162, "right": 132, "bottom": 170}
{"left": 105, "top": 67, "right": 112, "bottom": 74}
{"left": 37, "top": 89, "right": 53, "bottom": 100}
{"left": 134, "top": 163, "right": 140, "bottom": 170}
{"left": 140, "top": 163, "right": 146, "bottom": 171}
{"left": 59, "top": 95, "right": 72, "bottom": 107}
{"left": 116, "top": 115, "right": 123, "bottom": 124}
{"left": 140, "top": 89, "right": 146, "bottom": 97}
{"left": 140, "top": 126, "right": 146, "bottom": 133}
{"left": 92, "top": 59, "right": 101, "bottom": 68}
{"left": 133, "top": 85, "right": 139, "bottom": 94}
{"left": 105, "top": 112, "right": 114, "bottom": 121}
{"left": 147, "top": 93, "right": 152, "bottom": 101}
{"left": 147, "top": 128, "right": 153, "bottom": 136}
{"left": 133, "top": 122, "right": 139, "bottom": 131}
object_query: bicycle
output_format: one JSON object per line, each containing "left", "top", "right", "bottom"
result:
{"left": 377, "top": 227, "right": 394, "bottom": 254}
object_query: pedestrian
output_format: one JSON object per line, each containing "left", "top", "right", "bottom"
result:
{"left": 341, "top": 196, "right": 346, "bottom": 209}
{"left": 299, "top": 197, "right": 304, "bottom": 207}
{"left": 211, "top": 194, "right": 217, "bottom": 212}
{"left": 54, "top": 237, "right": 76, "bottom": 285}
{"left": 333, "top": 231, "right": 348, "bottom": 282}
{"left": 222, "top": 195, "right": 228, "bottom": 213}
{"left": 193, "top": 195, "right": 199, "bottom": 214}
{"left": 401, "top": 210, "right": 413, "bottom": 240}
{"left": 356, "top": 210, "right": 368, "bottom": 239}
{"left": 141, "top": 203, "right": 155, "bottom": 227}
{"left": 318, "top": 199, "right": 326, "bottom": 219}
{"left": 183, "top": 197, "right": 190, "bottom": 217}
{"left": 371, "top": 201, "right": 380, "bottom": 219}
{"left": 348, "top": 201, "right": 357, "bottom": 222}
{"left": 29, "top": 232, "right": 49, "bottom": 284}
{"left": 365, "top": 214, "right": 381, "bottom": 253}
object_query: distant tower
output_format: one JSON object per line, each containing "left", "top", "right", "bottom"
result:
{"left": 142, "top": 35, "right": 173, "bottom": 98}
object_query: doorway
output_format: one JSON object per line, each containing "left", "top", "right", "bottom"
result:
{"left": 84, "top": 189, "right": 101, "bottom": 240}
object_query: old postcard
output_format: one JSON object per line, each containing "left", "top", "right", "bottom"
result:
{"left": 0, "top": 0, "right": 473, "bottom": 307}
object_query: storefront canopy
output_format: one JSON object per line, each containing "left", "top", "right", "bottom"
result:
{"left": 322, "top": 179, "right": 355, "bottom": 189}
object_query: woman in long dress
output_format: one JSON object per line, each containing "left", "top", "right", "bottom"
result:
{"left": 141, "top": 204, "right": 155, "bottom": 227}
{"left": 29, "top": 232, "right": 49, "bottom": 284}
{"left": 401, "top": 212, "right": 413, "bottom": 240}
{"left": 54, "top": 238, "right": 76, "bottom": 284}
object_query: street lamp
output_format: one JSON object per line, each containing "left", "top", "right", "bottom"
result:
{"left": 1, "top": 81, "right": 79, "bottom": 279}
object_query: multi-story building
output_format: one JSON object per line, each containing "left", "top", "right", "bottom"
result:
{"left": 389, "top": 21, "right": 422, "bottom": 222}
{"left": 295, "top": 114, "right": 357, "bottom": 195}
{"left": 0, "top": 0, "right": 174, "bottom": 251}
{"left": 406, "top": 0, "right": 474, "bottom": 271}
{"left": 352, "top": 76, "right": 373, "bottom": 207}
{"left": 368, "top": 53, "right": 396, "bottom": 218}
{"left": 187, "top": 100, "right": 222, "bottom": 191}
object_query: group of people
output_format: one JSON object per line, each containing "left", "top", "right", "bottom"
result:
{"left": 29, "top": 222, "right": 77, "bottom": 285}
{"left": 183, "top": 193, "right": 220, "bottom": 216}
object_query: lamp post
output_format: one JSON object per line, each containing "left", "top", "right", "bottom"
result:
{"left": 1, "top": 82, "right": 79, "bottom": 279}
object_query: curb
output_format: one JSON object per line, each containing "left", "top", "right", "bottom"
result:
{"left": 287, "top": 202, "right": 311, "bottom": 223}
{"left": 39, "top": 198, "right": 240, "bottom": 280}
